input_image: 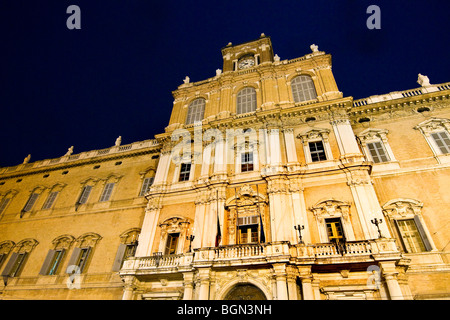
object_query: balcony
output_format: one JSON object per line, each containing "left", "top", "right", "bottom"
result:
{"left": 120, "top": 238, "right": 401, "bottom": 276}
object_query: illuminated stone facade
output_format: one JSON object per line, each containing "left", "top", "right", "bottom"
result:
{"left": 1, "top": 35, "right": 449, "bottom": 300}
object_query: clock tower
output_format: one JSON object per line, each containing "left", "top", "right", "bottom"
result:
{"left": 221, "top": 33, "right": 274, "bottom": 72}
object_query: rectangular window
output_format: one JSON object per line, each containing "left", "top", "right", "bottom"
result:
{"left": 179, "top": 163, "right": 191, "bottom": 182}
{"left": 139, "top": 177, "right": 154, "bottom": 196}
{"left": 9, "top": 252, "right": 28, "bottom": 277}
{"left": 325, "top": 218, "right": 345, "bottom": 242}
{"left": 241, "top": 152, "right": 254, "bottom": 172}
{"left": 66, "top": 247, "right": 91, "bottom": 274}
{"left": 239, "top": 225, "right": 259, "bottom": 244}
{"left": 309, "top": 141, "right": 327, "bottom": 162}
{"left": 396, "top": 219, "right": 427, "bottom": 253}
{"left": 0, "top": 197, "right": 10, "bottom": 215}
{"left": 78, "top": 185, "right": 92, "bottom": 205}
{"left": 76, "top": 248, "right": 91, "bottom": 272}
{"left": 112, "top": 243, "right": 137, "bottom": 272}
{"left": 48, "top": 250, "right": 64, "bottom": 275}
{"left": 367, "top": 141, "right": 390, "bottom": 163}
{"left": 23, "top": 193, "right": 39, "bottom": 212}
{"left": 40, "top": 249, "right": 66, "bottom": 275}
{"left": 99, "top": 183, "right": 115, "bottom": 202}
{"left": 431, "top": 131, "right": 450, "bottom": 154}
{"left": 42, "top": 191, "right": 59, "bottom": 210}
{"left": 164, "top": 233, "right": 179, "bottom": 255}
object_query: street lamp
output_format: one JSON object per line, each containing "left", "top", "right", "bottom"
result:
{"left": 371, "top": 218, "right": 384, "bottom": 238}
{"left": 294, "top": 225, "right": 305, "bottom": 244}
{"left": 186, "top": 234, "right": 195, "bottom": 252}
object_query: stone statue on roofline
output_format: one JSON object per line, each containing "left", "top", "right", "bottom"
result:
{"left": 65, "top": 146, "right": 74, "bottom": 156}
{"left": 417, "top": 73, "right": 431, "bottom": 87}
{"left": 115, "top": 136, "right": 122, "bottom": 147}
{"left": 23, "top": 154, "right": 31, "bottom": 164}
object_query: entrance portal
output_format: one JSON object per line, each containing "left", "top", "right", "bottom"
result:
{"left": 223, "top": 283, "right": 267, "bottom": 300}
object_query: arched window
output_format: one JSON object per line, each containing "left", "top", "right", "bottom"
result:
{"left": 236, "top": 87, "right": 256, "bottom": 114}
{"left": 291, "top": 75, "right": 317, "bottom": 102}
{"left": 185, "top": 98, "right": 205, "bottom": 124}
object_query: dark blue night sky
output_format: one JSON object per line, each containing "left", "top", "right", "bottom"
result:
{"left": 1, "top": 0, "right": 449, "bottom": 168}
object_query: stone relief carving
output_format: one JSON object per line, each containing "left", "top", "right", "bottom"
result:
{"left": 382, "top": 198, "right": 423, "bottom": 218}
{"left": 310, "top": 199, "right": 351, "bottom": 223}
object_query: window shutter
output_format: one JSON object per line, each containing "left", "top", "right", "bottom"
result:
{"left": 1, "top": 252, "right": 18, "bottom": 277}
{"left": 66, "top": 247, "right": 81, "bottom": 273}
{"left": 23, "top": 193, "right": 39, "bottom": 212}
{"left": 78, "top": 247, "right": 91, "bottom": 273}
{"left": 413, "top": 215, "right": 432, "bottom": 251}
{"left": 112, "top": 244, "right": 127, "bottom": 272}
{"left": 78, "top": 186, "right": 92, "bottom": 204}
{"left": 39, "top": 250, "right": 56, "bottom": 275}
{"left": 393, "top": 219, "right": 407, "bottom": 251}
{"left": 0, "top": 197, "right": 10, "bottom": 214}
{"left": 42, "top": 192, "right": 58, "bottom": 209}
{"left": 100, "top": 183, "right": 114, "bottom": 202}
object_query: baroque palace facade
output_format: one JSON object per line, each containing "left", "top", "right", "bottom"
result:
{"left": 1, "top": 35, "right": 449, "bottom": 300}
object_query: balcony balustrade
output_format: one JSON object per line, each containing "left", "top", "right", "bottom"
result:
{"left": 120, "top": 238, "right": 400, "bottom": 277}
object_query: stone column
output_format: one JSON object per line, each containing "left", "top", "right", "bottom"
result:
{"left": 122, "top": 276, "right": 136, "bottom": 300}
{"left": 283, "top": 128, "right": 299, "bottom": 165}
{"left": 330, "top": 119, "right": 363, "bottom": 160}
{"left": 153, "top": 150, "right": 172, "bottom": 185}
{"left": 346, "top": 169, "right": 390, "bottom": 239}
{"left": 273, "top": 264, "right": 288, "bottom": 300}
{"left": 183, "top": 272, "right": 195, "bottom": 300}
{"left": 286, "top": 266, "right": 299, "bottom": 300}
{"left": 298, "top": 266, "right": 314, "bottom": 300}
{"left": 380, "top": 262, "right": 404, "bottom": 300}
{"left": 198, "top": 268, "right": 211, "bottom": 300}
{"left": 135, "top": 198, "right": 162, "bottom": 257}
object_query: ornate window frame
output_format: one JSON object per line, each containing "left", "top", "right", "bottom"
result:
{"left": 157, "top": 217, "right": 191, "bottom": 255}
{"left": 233, "top": 129, "right": 260, "bottom": 174}
{"left": 297, "top": 128, "right": 334, "bottom": 168}
{"left": 414, "top": 118, "right": 450, "bottom": 164}
{"left": 1, "top": 238, "right": 39, "bottom": 278}
{"left": 185, "top": 98, "right": 206, "bottom": 125}
{"left": 236, "top": 87, "right": 257, "bottom": 115}
{"left": 310, "top": 199, "right": 355, "bottom": 243}
{"left": 39, "top": 235, "right": 75, "bottom": 276}
{"left": 65, "top": 232, "right": 102, "bottom": 274}
{"left": 382, "top": 199, "right": 435, "bottom": 252}
{"left": 290, "top": 75, "right": 318, "bottom": 103}
{"left": 0, "top": 189, "right": 18, "bottom": 217}
{"left": 0, "top": 240, "right": 15, "bottom": 270}
{"left": 20, "top": 186, "right": 46, "bottom": 218}
{"left": 357, "top": 128, "right": 399, "bottom": 170}
{"left": 41, "top": 183, "right": 66, "bottom": 210}
{"left": 139, "top": 167, "right": 156, "bottom": 197}
{"left": 112, "top": 228, "right": 140, "bottom": 272}
{"left": 76, "top": 177, "right": 100, "bottom": 210}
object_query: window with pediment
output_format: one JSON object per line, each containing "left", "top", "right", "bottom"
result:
{"left": 39, "top": 235, "right": 75, "bottom": 276}
{"left": 224, "top": 184, "right": 267, "bottom": 245}
{"left": 1, "top": 238, "right": 38, "bottom": 278}
{"left": 357, "top": 128, "right": 396, "bottom": 164}
{"left": 310, "top": 199, "right": 355, "bottom": 243}
{"left": 414, "top": 118, "right": 450, "bottom": 163}
{"left": 65, "top": 233, "right": 102, "bottom": 274}
{"left": 382, "top": 199, "right": 434, "bottom": 253}
{"left": 157, "top": 217, "right": 191, "bottom": 255}
{"left": 297, "top": 128, "right": 333, "bottom": 164}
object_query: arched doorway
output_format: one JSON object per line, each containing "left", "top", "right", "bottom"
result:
{"left": 223, "top": 283, "right": 267, "bottom": 300}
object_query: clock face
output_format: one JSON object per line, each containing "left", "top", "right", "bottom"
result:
{"left": 238, "top": 58, "right": 255, "bottom": 69}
